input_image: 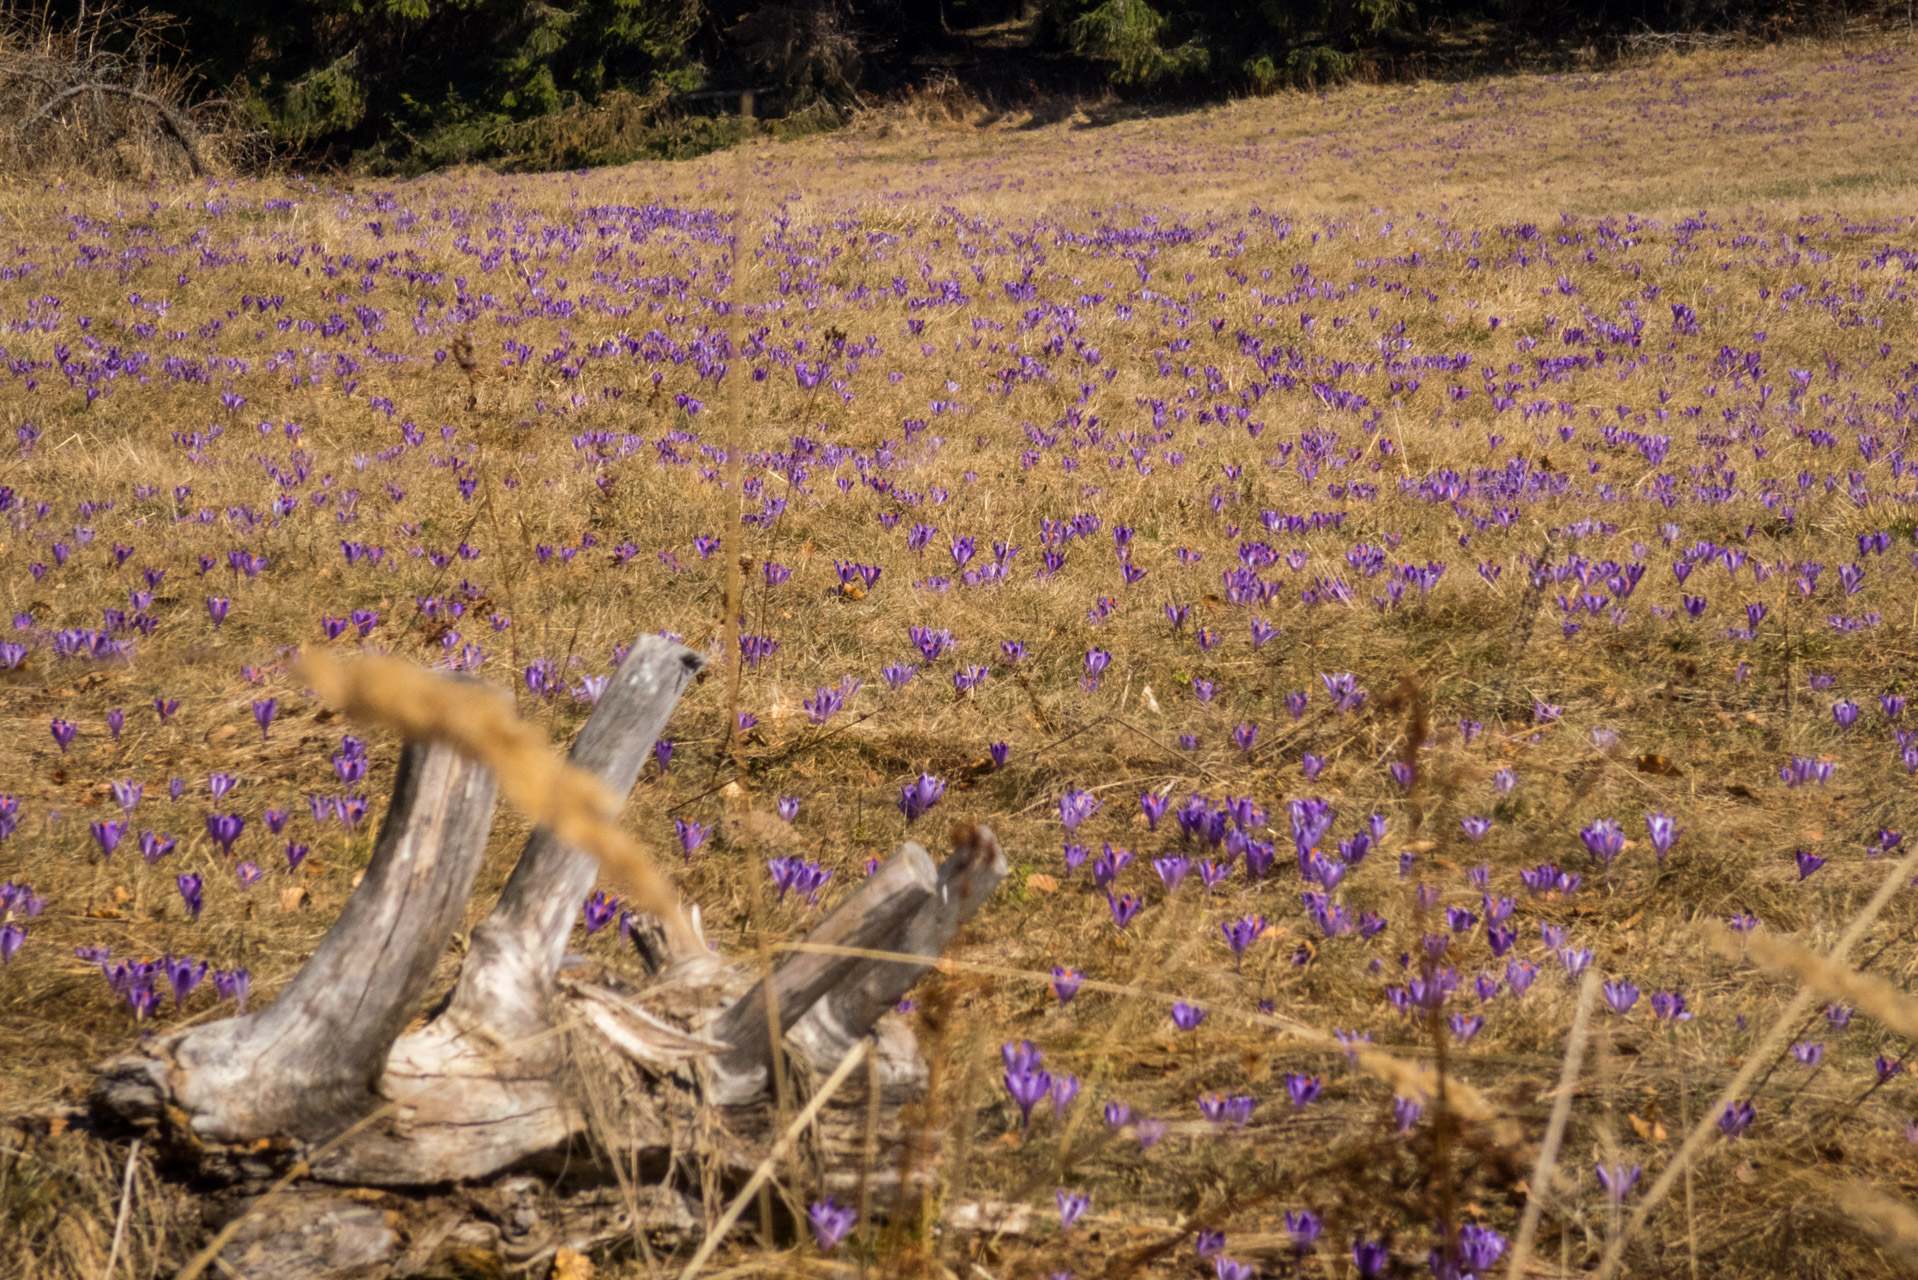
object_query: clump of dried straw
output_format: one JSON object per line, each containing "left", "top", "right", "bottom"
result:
{"left": 295, "top": 647, "right": 694, "bottom": 951}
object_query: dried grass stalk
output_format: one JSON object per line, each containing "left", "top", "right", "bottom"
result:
{"left": 1713, "top": 923, "right": 1918, "bottom": 1040}
{"left": 1596, "top": 838, "right": 1918, "bottom": 1279}
{"left": 1839, "top": 1184, "right": 1918, "bottom": 1270}
{"left": 296, "top": 648, "right": 694, "bottom": 951}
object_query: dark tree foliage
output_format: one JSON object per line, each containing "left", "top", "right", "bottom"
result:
{"left": 28, "top": 0, "right": 1891, "bottom": 167}
{"left": 1033, "top": 0, "right": 1845, "bottom": 91}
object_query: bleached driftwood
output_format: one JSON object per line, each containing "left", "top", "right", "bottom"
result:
{"left": 86, "top": 634, "right": 1007, "bottom": 1278}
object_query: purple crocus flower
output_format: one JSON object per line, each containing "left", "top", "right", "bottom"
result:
{"left": 1645, "top": 812, "right": 1679, "bottom": 857}
{"left": 50, "top": 719, "right": 76, "bottom": 753}
{"left": 1170, "top": 1001, "right": 1206, "bottom": 1030}
{"left": 1232, "top": 723, "right": 1257, "bottom": 752}
{"left": 138, "top": 830, "right": 175, "bottom": 864}
{"left": 896, "top": 772, "right": 946, "bottom": 823}
{"left": 1352, "top": 1239, "right": 1390, "bottom": 1278}
{"left": 1284, "top": 1208, "right": 1322, "bottom": 1251}
{"left": 153, "top": 697, "right": 179, "bottom": 722}
{"left": 252, "top": 697, "right": 277, "bottom": 740}
{"left": 206, "top": 813, "right": 245, "bottom": 855}
{"left": 1449, "top": 1012, "right": 1486, "bottom": 1043}
{"left": 581, "top": 890, "right": 618, "bottom": 934}
{"left": 1460, "top": 815, "right": 1492, "bottom": 841}
{"left": 1051, "top": 966, "right": 1083, "bottom": 1004}
{"left": 1284, "top": 1073, "right": 1322, "bottom": 1111}
{"left": 1596, "top": 1163, "right": 1642, "bottom": 1203}
{"left": 176, "top": 872, "right": 204, "bottom": 919}
{"left": 1650, "top": 992, "right": 1692, "bottom": 1021}
{"left": 1002, "top": 1041, "right": 1051, "bottom": 1127}
{"left": 776, "top": 794, "right": 800, "bottom": 822}
{"left": 163, "top": 955, "right": 207, "bottom": 1007}
{"left": 106, "top": 709, "right": 125, "bottom": 741}
{"left": 1214, "top": 1260, "right": 1254, "bottom": 1280}
{"left": 1602, "top": 980, "right": 1640, "bottom": 1014}
{"left": 1221, "top": 915, "right": 1266, "bottom": 968}
{"left": 1056, "top": 1189, "right": 1090, "bottom": 1231}
{"left": 0, "top": 923, "right": 25, "bottom": 964}
{"left": 212, "top": 967, "right": 251, "bottom": 1011}
{"left": 1580, "top": 819, "right": 1626, "bottom": 864}
{"left": 1454, "top": 1224, "right": 1508, "bottom": 1273}
{"left": 124, "top": 982, "right": 161, "bottom": 1022}
{"left": 1795, "top": 849, "right": 1826, "bottom": 879}
{"left": 1058, "top": 787, "right": 1100, "bottom": 833}
{"left": 205, "top": 596, "right": 230, "bottom": 629}
{"left": 1393, "top": 1095, "right": 1423, "bottom": 1132}
{"left": 1720, "top": 1099, "right": 1756, "bottom": 1139}
{"left": 808, "top": 1198, "right": 857, "bottom": 1252}
{"left": 90, "top": 819, "right": 125, "bottom": 858}
{"left": 675, "top": 818, "right": 710, "bottom": 857}
{"left": 1135, "top": 790, "right": 1166, "bottom": 832}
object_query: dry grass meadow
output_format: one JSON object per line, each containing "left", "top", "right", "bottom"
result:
{"left": 6, "top": 32, "right": 1918, "bottom": 1279}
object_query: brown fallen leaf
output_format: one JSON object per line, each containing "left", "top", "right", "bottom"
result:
{"left": 1635, "top": 753, "right": 1682, "bottom": 775}
{"left": 1628, "top": 1112, "right": 1669, "bottom": 1142}
{"left": 551, "top": 1246, "right": 595, "bottom": 1280}
{"left": 278, "top": 885, "right": 308, "bottom": 913}
{"left": 1025, "top": 873, "right": 1058, "bottom": 894}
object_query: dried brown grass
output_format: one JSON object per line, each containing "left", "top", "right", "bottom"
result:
{"left": 5, "top": 32, "right": 1918, "bottom": 1280}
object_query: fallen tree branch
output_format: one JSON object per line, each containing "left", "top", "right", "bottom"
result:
{"left": 21, "top": 80, "right": 207, "bottom": 174}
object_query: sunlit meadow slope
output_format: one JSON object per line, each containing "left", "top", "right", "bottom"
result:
{"left": 5, "top": 35, "right": 1918, "bottom": 1280}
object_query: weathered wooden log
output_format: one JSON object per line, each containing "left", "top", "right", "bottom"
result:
{"left": 787, "top": 823, "right": 1008, "bottom": 1077}
{"left": 705, "top": 842, "right": 938, "bottom": 1103}
{"left": 83, "top": 633, "right": 1006, "bottom": 1278}
{"left": 445, "top": 635, "right": 708, "bottom": 1042}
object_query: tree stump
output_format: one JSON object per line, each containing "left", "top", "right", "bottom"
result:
{"left": 86, "top": 635, "right": 1007, "bottom": 1278}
